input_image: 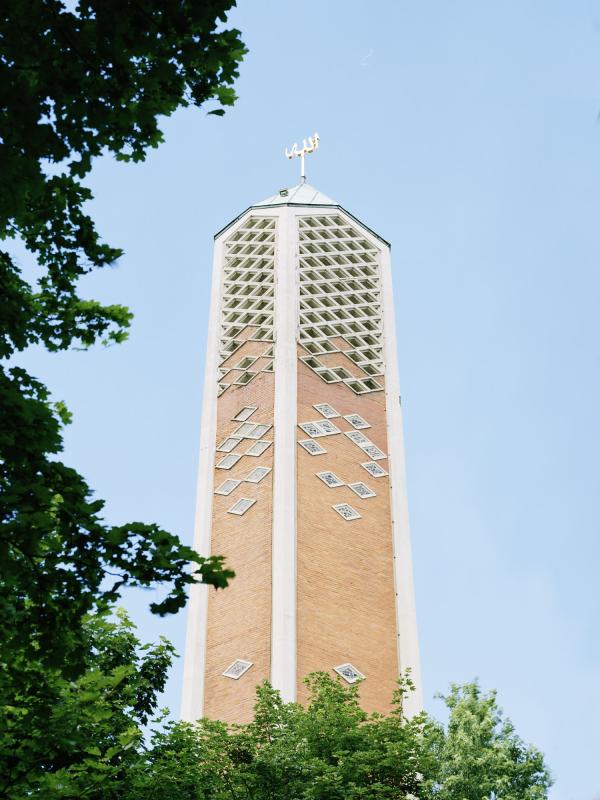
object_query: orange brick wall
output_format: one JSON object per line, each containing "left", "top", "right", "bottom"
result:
{"left": 296, "top": 358, "right": 399, "bottom": 714}
{"left": 203, "top": 360, "right": 274, "bottom": 723}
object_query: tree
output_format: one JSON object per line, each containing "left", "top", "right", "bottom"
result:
{"left": 1, "top": 609, "right": 176, "bottom": 799}
{"left": 51, "top": 670, "right": 430, "bottom": 800}
{"left": 0, "top": 1, "right": 243, "bottom": 678}
{"left": 47, "top": 670, "right": 548, "bottom": 800}
{"left": 1, "top": 1, "right": 244, "bottom": 791}
{"left": 423, "top": 683, "right": 551, "bottom": 800}
{"left": 7, "top": 617, "right": 550, "bottom": 800}
{"left": 129, "top": 677, "right": 551, "bottom": 800}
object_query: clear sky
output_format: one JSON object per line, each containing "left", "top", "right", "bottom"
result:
{"left": 14, "top": 2, "right": 600, "bottom": 797}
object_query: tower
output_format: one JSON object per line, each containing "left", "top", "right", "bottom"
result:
{"left": 181, "top": 179, "right": 421, "bottom": 724}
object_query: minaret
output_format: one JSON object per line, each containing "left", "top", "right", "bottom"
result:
{"left": 181, "top": 176, "right": 421, "bottom": 724}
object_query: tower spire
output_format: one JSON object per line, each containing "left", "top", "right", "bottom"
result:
{"left": 285, "top": 132, "right": 320, "bottom": 183}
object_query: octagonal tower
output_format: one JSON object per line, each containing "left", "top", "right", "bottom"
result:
{"left": 181, "top": 183, "right": 421, "bottom": 723}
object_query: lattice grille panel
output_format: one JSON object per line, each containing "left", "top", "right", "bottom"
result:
{"left": 297, "top": 215, "right": 384, "bottom": 394}
{"left": 218, "top": 216, "right": 276, "bottom": 395}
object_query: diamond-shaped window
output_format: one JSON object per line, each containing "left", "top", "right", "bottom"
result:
{"left": 332, "top": 503, "right": 361, "bottom": 521}
{"left": 348, "top": 481, "right": 376, "bottom": 499}
{"left": 334, "top": 663, "right": 365, "bottom": 684}
{"left": 232, "top": 406, "right": 257, "bottom": 422}
{"left": 316, "top": 471, "right": 344, "bottom": 488}
{"left": 222, "top": 659, "right": 253, "bottom": 680}
{"left": 216, "top": 436, "right": 242, "bottom": 453}
{"left": 361, "top": 443, "right": 386, "bottom": 461}
{"left": 344, "top": 413, "right": 371, "bottom": 430}
{"left": 244, "top": 466, "right": 271, "bottom": 483}
{"left": 313, "top": 403, "right": 340, "bottom": 419}
{"left": 245, "top": 439, "right": 272, "bottom": 457}
{"left": 344, "top": 430, "right": 370, "bottom": 447}
{"left": 227, "top": 498, "right": 256, "bottom": 516}
{"left": 298, "top": 439, "right": 327, "bottom": 456}
{"left": 361, "top": 461, "right": 388, "bottom": 478}
{"left": 214, "top": 479, "right": 241, "bottom": 496}
{"left": 216, "top": 453, "right": 241, "bottom": 470}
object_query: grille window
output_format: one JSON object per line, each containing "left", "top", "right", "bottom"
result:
{"left": 218, "top": 217, "right": 275, "bottom": 394}
{"left": 298, "top": 214, "right": 384, "bottom": 395}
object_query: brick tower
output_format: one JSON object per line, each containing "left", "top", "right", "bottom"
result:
{"left": 181, "top": 182, "right": 421, "bottom": 724}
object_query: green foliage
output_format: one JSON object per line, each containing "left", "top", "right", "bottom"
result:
{"left": 0, "top": 363, "right": 232, "bottom": 681}
{"left": 40, "top": 670, "right": 547, "bottom": 800}
{"left": 0, "top": 1, "right": 242, "bottom": 664}
{"left": 3, "top": 614, "right": 551, "bottom": 800}
{"left": 0, "top": 0, "right": 245, "bottom": 358}
{"left": 423, "top": 683, "right": 551, "bottom": 800}
{"left": 0, "top": 0, "right": 243, "bottom": 792}
{"left": 108, "top": 672, "right": 430, "bottom": 800}
{"left": 0, "top": 609, "right": 175, "bottom": 799}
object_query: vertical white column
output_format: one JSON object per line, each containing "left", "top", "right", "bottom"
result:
{"left": 180, "top": 235, "right": 224, "bottom": 722}
{"left": 380, "top": 245, "right": 423, "bottom": 718}
{"left": 270, "top": 207, "right": 298, "bottom": 701}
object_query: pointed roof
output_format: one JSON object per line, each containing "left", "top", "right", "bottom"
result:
{"left": 253, "top": 182, "right": 336, "bottom": 207}
{"left": 214, "top": 183, "right": 389, "bottom": 246}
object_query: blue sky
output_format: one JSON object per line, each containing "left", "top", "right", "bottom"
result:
{"left": 14, "top": 1, "right": 600, "bottom": 797}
